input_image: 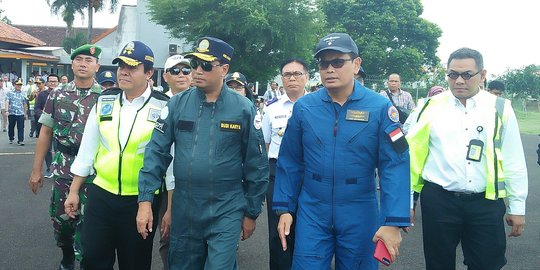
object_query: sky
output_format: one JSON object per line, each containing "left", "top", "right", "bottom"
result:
{"left": 2, "top": 0, "right": 539, "bottom": 77}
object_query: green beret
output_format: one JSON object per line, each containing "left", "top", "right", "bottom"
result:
{"left": 70, "top": 44, "right": 102, "bottom": 60}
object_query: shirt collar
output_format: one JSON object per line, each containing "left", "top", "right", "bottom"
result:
{"left": 122, "top": 84, "right": 152, "bottom": 104}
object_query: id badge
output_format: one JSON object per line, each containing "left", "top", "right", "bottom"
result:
{"left": 466, "top": 139, "right": 484, "bottom": 162}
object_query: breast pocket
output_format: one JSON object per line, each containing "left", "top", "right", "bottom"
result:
{"left": 216, "top": 131, "right": 242, "bottom": 157}
{"left": 176, "top": 120, "right": 195, "bottom": 149}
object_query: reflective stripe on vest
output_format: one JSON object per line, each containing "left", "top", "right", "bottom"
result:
{"left": 93, "top": 93, "right": 166, "bottom": 195}
{"left": 406, "top": 92, "right": 507, "bottom": 200}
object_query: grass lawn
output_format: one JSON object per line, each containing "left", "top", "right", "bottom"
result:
{"left": 515, "top": 110, "right": 540, "bottom": 135}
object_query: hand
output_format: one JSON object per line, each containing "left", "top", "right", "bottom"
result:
{"left": 402, "top": 209, "right": 415, "bottom": 233}
{"left": 136, "top": 202, "right": 153, "bottom": 240}
{"left": 241, "top": 217, "right": 256, "bottom": 241}
{"left": 64, "top": 192, "right": 80, "bottom": 219}
{"left": 277, "top": 213, "right": 293, "bottom": 251}
{"left": 506, "top": 215, "right": 525, "bottom": 237}
{"left": 28, "top": 171, "right": 44, "bottom": 194}
{"left": 373, "top": 226, "right": 402, "bottom": 262}
{"left": 160, "top": 208, "right": 172, "bottom": 241}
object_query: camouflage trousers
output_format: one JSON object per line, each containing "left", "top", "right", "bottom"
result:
{"left": 49, "top": 176, "right": 91, "bottom": 262}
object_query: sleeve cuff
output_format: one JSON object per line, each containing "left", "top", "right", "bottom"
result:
{"left": 507, "top": 199, "right": 526, "bottom": 215}
{"left": 70, "top": 160, "right": 92, "bottom": 177}
{"left": 165, "top": 175, "right": 175, "bottom": 191}
{"left": 137, "top": 193, "right": 155, "bottom": 203}
{"left": 38, "top": 113, "right": 54, "bottom": 128}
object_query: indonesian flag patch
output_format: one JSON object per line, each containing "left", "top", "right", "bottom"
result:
{"left": 388, "top": 127, "right": 408, "bottom": 153}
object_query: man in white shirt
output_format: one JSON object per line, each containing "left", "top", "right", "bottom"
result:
{"left": 261, "top": 58, "right": 309, "bottom": 270}
{"left": 406, "top": 47, "right": 527, "bottom": 270}
{"left": 263, "top": 81, "right": 282, "bottom": 101}
{"left": 0, "top": 74, "right": 12, "bottom": 131}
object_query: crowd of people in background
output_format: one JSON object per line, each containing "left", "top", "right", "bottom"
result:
{"left": 0, "top": 31, "right": 531, "bottom": 270}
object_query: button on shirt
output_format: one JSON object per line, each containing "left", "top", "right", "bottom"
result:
{"left": 262, "top": 94, "right": 296, "bottom": 159}
{"left": 71, "top": 86, "right": 171, "bottom": 181}
{"left": 6, "top": 90, "right": 27, "bottom": 115}
{"left": 421, "top": 90, "right": 527, "bottom": 214}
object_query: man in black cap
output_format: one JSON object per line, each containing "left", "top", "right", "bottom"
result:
{"left": 5, "top": 78, "right": 27, "bottom": 145}
{"left": 272, "top": 33, "right": 410, "bottom": 269}
{"left": 28, "top": 43, "right": 102, "bottom": 270}
{"left": 137, "top": 36, "right": 268, "bottom": 269}
{"left": 97, "top": 70, "right": 117, "bottom": 89}
{"left": 65, "top": 41, "right": 169, "bottom": 270}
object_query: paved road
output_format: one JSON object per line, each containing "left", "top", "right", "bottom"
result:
{"left": 1, "top": 122, "right": 539, "bottom": 269}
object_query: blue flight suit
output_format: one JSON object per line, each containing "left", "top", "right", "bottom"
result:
{"left": 272, "top": 81, "right": 410, "bottom": 270}
{"left": 138, "top": 86, "right": 269, "bottom": 270}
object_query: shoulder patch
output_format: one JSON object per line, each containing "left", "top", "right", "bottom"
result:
{"left": 388, "top": 127, "right": 408, "bottom": 153}
{"left": 265, "top": 97, "right": 278, "bottom": 106}
{"left": 388, "top": 106, "right": 399, "bottom": 123}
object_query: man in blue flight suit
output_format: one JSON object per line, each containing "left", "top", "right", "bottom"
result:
{"left": 136, "top": 36, "right": 269, "bottom": 269}
{"left": 272, "top": 33, "right": 411, "bottom": 269}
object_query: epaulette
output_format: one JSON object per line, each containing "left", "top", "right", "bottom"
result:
{"left": 265, "top": 97, "right": 279, "bottom": 106}
{"left": 100, "top": 87, "right": 122, "bottom": 96}
{"left": 151, "top": 90, "right": 170, "bottom": 101}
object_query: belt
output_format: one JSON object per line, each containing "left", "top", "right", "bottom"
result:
{"left": 424, "top": 181, "right": 485, "bottom": 200}
{"left": 56, "top": 140, "right": 80, "bottom": 156}
{"left": 269, "top": 158, "right": 277, "bottom": 163}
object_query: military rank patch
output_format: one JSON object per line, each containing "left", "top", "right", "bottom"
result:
{"left": 388, "top": 106, "right": 399, "bottom": 123}
{"left": 220, "top": 121, "right": 241, "bottom": 132}
{"left": 388, "top": 127, "right": 408, "bottom": 153}
{"left": 147, "top": 108, "right": 161, "bottom": 123}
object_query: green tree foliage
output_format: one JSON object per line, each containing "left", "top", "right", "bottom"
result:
{"left": 62, "top": 31, "right": 88, "bottom": 53}
{"left": 46, "top": 0, "right": 117, "bottom": 41}
{"left": 318, "top": 0, "right": 442, "bottom": 81}
{"left": 147, "top": 0, "right": 325, "bottom": 82}
{"left": 498, "top": 65, "right": 540, "bottom": 98}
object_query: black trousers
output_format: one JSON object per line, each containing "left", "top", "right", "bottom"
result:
{"left": 265, "top": 158, "right": 295, "bottom": 270}
{"left": 420, "top": 181, "right": 507, "bottom": 270}
{"left": 7, "top": 114, "right": 24, "bottom": 142}
{"left": 82, "top": 184, "right": 161, "bottom": 270}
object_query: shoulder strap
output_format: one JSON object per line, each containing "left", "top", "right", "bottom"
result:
{"left": 386, "top": 90, "right": 397, "bottom": 107}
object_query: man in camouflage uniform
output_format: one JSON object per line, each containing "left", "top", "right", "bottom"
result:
{"left": 28, "top": 44, "right": 102, "bottom": 270}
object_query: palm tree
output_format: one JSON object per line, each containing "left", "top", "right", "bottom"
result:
{"left": 46, "top": 0, "right": 118, "bottom": 42}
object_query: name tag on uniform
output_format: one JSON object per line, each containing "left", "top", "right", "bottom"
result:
{"left": 346, "top": 110, "right": 369, "bottom": 122}
{"left": 466, "top": 139, "right": 484, "bottom": 162}
{"left": 275, "top": 114, "right": 287, "bottom": 119}
{"left": 220, "top": 121, "right": 241, "bottom": 132}
{"left": 147, "top": 108, "right": 161, "bottom": 123}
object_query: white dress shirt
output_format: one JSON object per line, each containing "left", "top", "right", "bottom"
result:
{"left": 71, "top": 86, "right": 172, "bottom": 182}
{"left": 415, "top": 90, "right": 527, "bottom": 215}
{"left": 261, "top": 94, "right": 297, "bottom": 159}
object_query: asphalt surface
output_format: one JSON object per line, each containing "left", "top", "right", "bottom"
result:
{"left": 0, "top": 121, "right": 539, "bottom": 269}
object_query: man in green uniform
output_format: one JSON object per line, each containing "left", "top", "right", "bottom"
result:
{"left": 28, "top": 44, "right": 102, "bottom": 270}
{"left": 137, "top": 37, "right": 269, "bottom": 269}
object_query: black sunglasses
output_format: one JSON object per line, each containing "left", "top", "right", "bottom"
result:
{"left": 447, "top": 70, "right": 481, "bottom": 80}
{"left": 316, "top": 58, "right": 354, "bottom": 69}
{"left": 190, "top": 59, "right": 221, "bottom": 72}
{"left": 167, "top": 67, "right": 191, "bottom": 76}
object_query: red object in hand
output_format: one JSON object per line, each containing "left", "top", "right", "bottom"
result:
{"left": 373, "top": 239, "right": 393, "bottom": 266}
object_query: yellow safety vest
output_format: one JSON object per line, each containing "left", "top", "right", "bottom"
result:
{"left": 406, "top": 91, "right": 508, "bottom": 200}
{"left": 93, "top": 90, "right": 168, "bottom": 195}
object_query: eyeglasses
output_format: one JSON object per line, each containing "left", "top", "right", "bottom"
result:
{"left": 447, "top": 70, "right": 481, "bottom": 80}
{"left": 190, "top": 59, "right": 221, "bottom": 72}
{"left": 316, "top": 58, "right": 354, "bottom": 69}
{"left": 167, "top": 67, "right": 191, "bottom": 76}
{"left": 228, "top": 84, "right": 245, "bottom": 91}
{"left": 281, "top": 71, "right": 306, "bottom": 80}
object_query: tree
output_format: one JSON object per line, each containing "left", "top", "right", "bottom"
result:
{"left": 498, "top": 65, "right": 540, "bottom": 98}
{"left": 62, "top": 31, "right": 88, "bottom": 53}
{"left": 147, "top": 0, "right": 325, "bottom": 82}
{"left": 318, "top": 0, "right": 442, "bottom": 81}
{"left": 46, "top": 0, "right": 118, "bottom": 42}
{"left": 0, "top": 0, "right": 11, "bottom": 24}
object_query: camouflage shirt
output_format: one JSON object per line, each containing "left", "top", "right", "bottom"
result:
{"left": 39, "top": 80, "right": 102, "bottom": 179}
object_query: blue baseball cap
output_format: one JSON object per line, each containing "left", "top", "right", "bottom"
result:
{"left": 314, "top": 33, "right": 359, "bottom": 59}
{"left": 112, "top": 41, "right": 154, "bottom": 68}
{"left": 97, "top": 70, "right": 117, "bottom": 85}
{"left": 225, "top": 72, "right": 247, "bottom": 86}
{"left": 185, "top": 37, "right": 234, "bottom": 64}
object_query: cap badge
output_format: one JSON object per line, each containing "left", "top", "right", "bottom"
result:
{"left": 89, "top": 46, "right": 96, "bottom": 55}
{"left": 105, "top": 71, "right": 112, "bottom": 78}
{"left": 123, "top": 42, "right": 135, "bottom": 55}
{"left": 324, "top": 36, "right": 340, "bottom": 45}
{"left": 232, "top": 72, "right": 240, "bottom": 79}
{"left": 197, "top": 39, "right": 210, "bottom": 53}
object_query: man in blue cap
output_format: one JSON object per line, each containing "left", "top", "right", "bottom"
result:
{"left": 137, "top": 36, "right": 268, "bottom": 269}
{"left": 65, "top": 41, "right": 169, "bottom": 270}
{"left": 272, "top": 33, "right": 410, "bottom": 269}
{"left": 97, "top": 70, "right": 117, "bottom": 89}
